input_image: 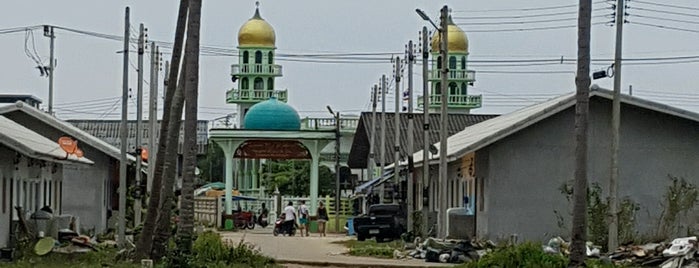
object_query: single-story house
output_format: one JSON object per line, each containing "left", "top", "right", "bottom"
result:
{"left": 411, "top": 86, "right": 699, "bottom": 241}
{"left": 0, "top": 102, "right": 136, "bottom": 234}
{"left": 0, "top": 115, "right": 93, "bottom": 248}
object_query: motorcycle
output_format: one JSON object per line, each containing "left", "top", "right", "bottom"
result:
{"left": 272, "top": 213, "right": 295, "bottom": 236}
{"left": 257, "top": 209, "right": 269, "bottom": 228}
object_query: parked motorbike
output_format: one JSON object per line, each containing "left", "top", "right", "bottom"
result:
{"left": 272, "top": 214, "right": 295, "bottom": 236}
{"left": 257, "top": 209, "right": 269, "bottom": 228}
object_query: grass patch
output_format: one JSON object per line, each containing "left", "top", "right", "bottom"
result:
{"left": 332, "top": 239, "right": 404, "bottom": 259}
{"left": 456, "top": 243, "right": 625, "bottom": 268}
{"left": 0, "top": 248, "right": 149, "bottom": 268}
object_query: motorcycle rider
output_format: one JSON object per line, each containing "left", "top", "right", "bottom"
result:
{"left": 258, "top": 203, "right": 269, "bottom": 227}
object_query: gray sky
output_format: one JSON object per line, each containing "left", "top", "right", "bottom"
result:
{"left": 1, "top": 1, "right": 698, "bottom": 122}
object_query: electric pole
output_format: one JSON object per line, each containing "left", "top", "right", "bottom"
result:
{"left": 368, "top": 85, "right": 378, "bottom": 178}
{"left": 134, "top": 23, "right": 145, "bottom": 227}
{"left": 147, "top": 43, "right": 159, "bottom": 195}
{"left": 437, "top": 5, "right": 449, "bottom": 239}
{"left": 608, "top": 0, "right": 625, "bottom": 251}
{"left": 44, "top": 25, "right": 55, "bottom": 115}
{"left": 380, "top": 75, "right": 387, "bottom": 202}
{"left": 118, "top": 6, "right": 130, "bottom": 248}
{"left": 420, "top": 26, "right": 430, "bottom": 238}
{"left": 406, "top": 40, "right": 415, "bottom": 232}
{"left": 393, "top": 57, "right": 401, "bottom": 205}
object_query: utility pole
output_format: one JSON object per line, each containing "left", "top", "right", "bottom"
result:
{"left": 420, "top": 26, "right": 430, "bottom": 238}
{"left": 393, "top": 57, "right": 401, "bottom": 205}
{"left": 330, "top": 108, "right": 341, "bottom": 237}
{"left": 368, "top": 85, "right": 378, "bottom": 178}
{"left": 44, "top": 25, "right": 55, "bottom": 115}
{"left": 379, "top": 75, "right": 387, "bottom": 202}
{"left": 437, "top": 5, "right": 449, "bottom": 239}
{"left": 608, "top": 0, "right": 625, "bottom": 251}
{"left": 147, "top": 43, "right": 159, "bottom": 194}
{"left": 134, "top": 23, "right": 145, "bottom": 227}
{"left": 406, "top": 40, "right": 415, "bottom": 232}
{"left": 118, "top": 6, "right": 130, "bottom": 248}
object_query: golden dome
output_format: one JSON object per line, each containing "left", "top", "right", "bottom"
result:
{"left": 431, "top": 16, "right": 468, "bottom": 53}
{"left": 237, "top": 8, "right": 276, "bottom": 48}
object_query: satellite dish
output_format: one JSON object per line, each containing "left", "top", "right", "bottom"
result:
{"left": 429, "top": 145, "right": 438, "bottom": 155}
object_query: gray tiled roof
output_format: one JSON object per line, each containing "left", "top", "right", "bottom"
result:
{"left": 347, "top": 112, "right": 498, "bottom": 168}
{"left": 68, "top": 120, "right": 209, "bottom": 155}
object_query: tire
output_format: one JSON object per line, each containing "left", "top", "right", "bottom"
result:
{"left": 235, "top": 221, "right": 246, "bottom": 230}
{"left": 357, "top": 233, "right": 366, "bottom": 241}
{"left": 246, "top": 221, "right": 255, "bottom": 230}
{"left": 273, "top": 228, "right": 279, "bottom": 236}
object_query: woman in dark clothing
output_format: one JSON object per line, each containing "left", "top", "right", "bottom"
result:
{"left": 316, "top": 201, "right": 329, "bottom": 237}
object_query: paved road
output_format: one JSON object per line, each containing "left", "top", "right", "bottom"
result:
{"left": 219, "top": 226, "right": 452, "bottom": 268}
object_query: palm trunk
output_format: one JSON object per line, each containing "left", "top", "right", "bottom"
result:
{"left": 151, "top": 58, "right": 187, "bottom": 260}
{"left": 569, "top": 0, "right": 592, "bottom": 266}
{"left": 134, "top": 0, "right": 188, "bottom": 261}
{"left": 177, "top": 0, "right": 202, "bottom": 255}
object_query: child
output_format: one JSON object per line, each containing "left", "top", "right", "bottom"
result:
{"left": 298, "top": 200, "right": 309, "bottom": 237}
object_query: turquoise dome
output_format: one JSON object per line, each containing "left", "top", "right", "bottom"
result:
{"left": 244, "top": 97, "right": 301, "bottom": 131}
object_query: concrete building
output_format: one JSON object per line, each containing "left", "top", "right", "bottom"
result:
{"left": 0, "top": 115, "right": 93, "bottom": 248}
{"left": 411, "top": 87, "right": 699, "bottom": 241}
{"left": 0, "top": 102, "right": 136, "bottom": 234}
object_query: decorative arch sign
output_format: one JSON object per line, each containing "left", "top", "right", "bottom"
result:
{"left": 234, "top": 140, "right": 310, "bottom": 160}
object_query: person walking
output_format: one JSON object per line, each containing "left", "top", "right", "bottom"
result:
{"left": 283, "top": 201, "right": 296, "bottom": 235}
{"left": 298, "top": 200, "right": 310, "bottom": 237}
{"left": 316, "top": 201, "right": 329, "bottom": 237}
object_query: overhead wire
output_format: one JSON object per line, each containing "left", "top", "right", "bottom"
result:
{"left": 632, "top": 0, "right": 699, "bottom": 11}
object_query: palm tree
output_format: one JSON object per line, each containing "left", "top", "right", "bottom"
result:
{"left": 569, "top": 0, "right": 592, "bottom": 266}
{"left": 134, "top": 0, "right": 188, "bottom": 261}
{"left": 177, "top": 0, "right": 202, "bottom": 254}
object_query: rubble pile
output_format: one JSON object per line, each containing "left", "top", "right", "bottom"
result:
{"left": 608, "top": 236, "right": 698, "bottom": 268}
{"left": 406, "top": 237, "right": 492, "bottom": 264}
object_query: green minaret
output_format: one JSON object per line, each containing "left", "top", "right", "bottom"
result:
{"left": 226, "top": 5, "right": 285, "bottom": 127}
{"left": 423, "top": 16, "right": 480, "bottom": 114}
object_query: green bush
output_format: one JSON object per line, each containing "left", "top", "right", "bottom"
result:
{"left": 169, "top": 231, "right": 277, "bottom": 268}
{"left": 463, "top": 242, "right": 567, "bottom": 268}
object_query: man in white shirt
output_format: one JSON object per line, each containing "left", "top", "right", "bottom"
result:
{"left": 298, "top": 200, "right": 309, "bottom": 237}
{"left": 283, "top": 201, "right": 296, "bottom": 235}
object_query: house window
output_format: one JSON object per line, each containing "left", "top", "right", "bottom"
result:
{"left": 242, "top": 51, "right": 249, "bottom": 64}
{"left": 255, "top": 51, "right": 262, "bottom": 64}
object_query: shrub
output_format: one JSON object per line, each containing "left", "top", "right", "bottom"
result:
{"left": 463, "top": 242, "right": 568, "bottom": 268}
{"left": 168, "top": 231, "right": 276, "bottom": 268}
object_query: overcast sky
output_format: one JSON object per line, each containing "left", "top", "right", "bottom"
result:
{"left": 1, "top": 1, "right": 698, "bottom": 122}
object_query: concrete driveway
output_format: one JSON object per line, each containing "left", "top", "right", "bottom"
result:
{"left": 218, "top": 226, "right": 452, "bottom": 268}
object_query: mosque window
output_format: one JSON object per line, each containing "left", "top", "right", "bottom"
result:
{"left": 268, "top": 51, "right": 273, "bottom": 64}
{"left": 255, "top": 51, "right": 262, "bottom": 64}
{"left": 449, "top": 56, "right": 456, "bottom": 69}
{"left": 461, "top": 56, "right": 466, "bottom": 69}
{"left": 449, "top": 82, "right": 458, "bottom": 95}
{"left": 461, "top": 83, "right": 467, "bottom": 95}
{"left": 243, "top": 51, "right": 249, "bottom": 64}
{"left": 435, "top": 82, "right": 441, "bottom": 95}
{"left": 254, "top": 77, "right": 264, "bottom": 90}
{"left": 436, "top": 56, "right": 442, "bottom": 69}
{"left": 268, "top": 78, "right": 274, "bottom": 90}
{"left": 241, "top": 78, "right": 249, "bottom": 89}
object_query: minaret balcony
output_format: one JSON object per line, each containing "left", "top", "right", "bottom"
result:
{"left": 301, "top": 117, "right": 359, "bottom": 132}
{"left": 428, "top": 69, "right": 476, "bottom": 82}
{"left": 416, "top": 94, "right": 482, "bottom": 109}
{"left": 226, "top": 89, "right": 288, "bottom": 103}
{"left": 231, "top": 64, "right": 283, "bottom": 77}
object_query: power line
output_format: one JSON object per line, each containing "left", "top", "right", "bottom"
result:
{"left": 630, "top": 14, "right": 699, "bottom": 25}
{"left": 453, "top": 8, "right": 608, "bottom": 20}
{"left": 466, "top": 21, "right": 609, "bottom": 33}
{"left": 452, "top": 3, "right": 580, "bottom": 13}
{"left": 632, "top": 0, "right": 699, "bottom": 12}
{"left": 457, "top": 16, "right": 607, "bottom": 26}
{"left": 630, "top": 7, "right": 699, "bottom": 19}
{"left": 629, "top": 21, "right": 699, "bottom": 34}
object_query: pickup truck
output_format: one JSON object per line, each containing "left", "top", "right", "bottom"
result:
{"left": 352, "top": 204, "right": 406, "bottom": 242}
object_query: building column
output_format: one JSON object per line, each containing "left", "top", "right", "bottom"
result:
{"left": 309, "top": 141, "right": 320, "bottom": 216}
{"left": 236, "top": 159, "right": 244, "bottom": 191}
{"left": 223, "top": 150, "right": 234, "bottom": 215}
{"left": 251, "top": 159, "right": 258, "bottom": 190}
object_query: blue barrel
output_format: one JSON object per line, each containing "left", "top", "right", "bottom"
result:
{"left": 347, "top": 217, "right": 355, "bottom": 236}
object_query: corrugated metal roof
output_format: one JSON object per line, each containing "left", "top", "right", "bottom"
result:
{"left": 412, "top": 87, "right": 699, "bottom": 165}
{"left": 68, "top": 120, "right": 209, "bottom": 155}
{"left": 0, "top": 101, "right": 136, "bottom": 163}
{"left": 0, "top": 115, "right": 93, "bottom": 164}
{"left": 347, "top": 112, "right": 498, "bottom": 168}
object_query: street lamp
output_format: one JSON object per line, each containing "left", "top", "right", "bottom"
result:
{"left": 327, "top": 105, "right": 341, "bottom": 234}
{"left": 416, "top": 5, "right": 449, "bottom": 239}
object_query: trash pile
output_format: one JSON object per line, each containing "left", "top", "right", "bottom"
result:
{"left": 405, "top": 237, "right": 491, "bottom": 264}
{"left": 608, "top": 236, "right": 698, "bottom": 268}
{"left": 540, "top": 236, "right": 698, "bottom": 268}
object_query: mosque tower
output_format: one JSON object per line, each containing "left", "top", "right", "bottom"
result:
{"left": 226, "top": 4, "right": 286, "bottom": 127}
{"left": 421, "top": 15, "right": 481, "bottom": 114}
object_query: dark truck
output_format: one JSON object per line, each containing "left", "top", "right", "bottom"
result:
{"left": 353, "top": 204, "right": 406, "bottom": 242}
